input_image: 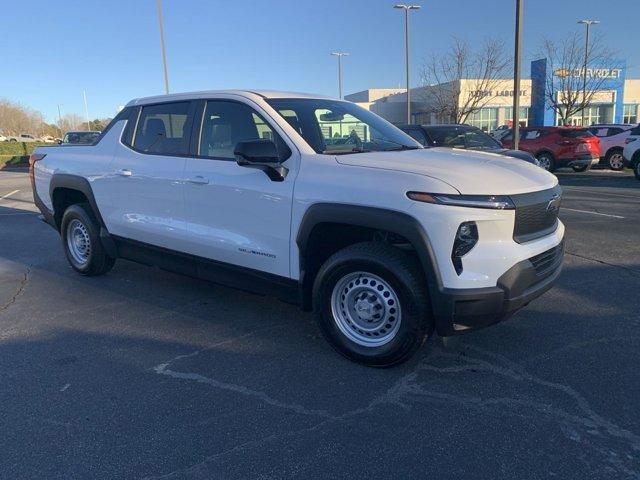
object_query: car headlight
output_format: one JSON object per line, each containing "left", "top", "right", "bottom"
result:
{"left": 407, "top": 192, "right": 515, "bottom": 210}
{"left": 451, "top": 221, "right": 479, "bottom": 275}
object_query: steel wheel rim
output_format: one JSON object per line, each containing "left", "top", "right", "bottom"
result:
{"left": 609, "top": 153, "right": 623, "bottom": 169}
{"left": 330, "top": 271, "right": 401, "bottom": 347}
{"left": 66, "top": 219, "right": 91, "bottom": 266}
{"left": 538, "top": 155, "right": 551, "bottom": 170}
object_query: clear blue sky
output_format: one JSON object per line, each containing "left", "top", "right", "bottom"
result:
{"left": 3, "top": 0, "right": 638, "bottom": 122}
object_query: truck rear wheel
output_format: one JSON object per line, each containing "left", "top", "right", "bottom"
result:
{"left": 312, "top": 242, "right": 432, "bottom": 367}
{"left": 61, "top": 203, "right": 115, "bottom": 276}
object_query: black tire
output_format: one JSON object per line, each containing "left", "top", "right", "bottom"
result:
{"left": 635, "top": 161, "right": 640, "bottom": 180}
{"left": 572, "top": 164, "right": 591, "bottom": 172}
{"left": 312, "top": 242, "right": 433, "bottom": 367}
{"left": 605, "top": 149, "right": 624, "bottom": 171}
{"left": 536, "top": 152, "right": 556, "bottom": 172}
{"left": 60, "top": 203, "right": 115, "bottom": 276}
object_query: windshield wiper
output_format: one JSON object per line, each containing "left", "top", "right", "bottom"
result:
{"left": 368, "top": 137, "right": 422, "bottom": 152}
{"left": 322, "top": 146, "right": 370, "bottom": 155}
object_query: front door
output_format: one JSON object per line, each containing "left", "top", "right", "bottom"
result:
{"left": 183, "top": 99, "right": 296, "bottom": 278}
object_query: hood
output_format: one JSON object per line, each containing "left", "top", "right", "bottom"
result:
{"left": 336, "top": 147, "right": 557, "bottom": 195}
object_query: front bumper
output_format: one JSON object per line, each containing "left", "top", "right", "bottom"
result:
{"left": 432, "top": 240, "right": 564, "bottom": 336}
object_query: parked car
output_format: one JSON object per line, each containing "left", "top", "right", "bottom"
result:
{"left": 398, "top": 124, "right": 540, "bottom": 166}
{"left": 61, "top": 131, "right": 101, "bottom": 145}
{"left": 501, "top": 126, "right": 600, "bottom": 172}
{"left": 8, "top": 133, "right": 37, "bottom": 142}
{"left": 490, "top": 124, "right": 511, "bottom": 141}
{"left": 587, "top": 124, "right": 638, "bottom": 170}
{"left": 30, "top": 90, "right": 565, "bottom": 366}
{"left": 622, "top": 124, "right": 640, "bottom": 180}
{"left": 39, "top": 135, "right": 57, "bottom": 143}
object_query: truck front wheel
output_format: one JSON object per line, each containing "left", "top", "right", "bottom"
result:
{"left": 312, "top": 242, "right": 433, "bottom": 367}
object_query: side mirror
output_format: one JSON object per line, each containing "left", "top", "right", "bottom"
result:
{"left": 234, "top": 139, "right": 288, "bottom": 181}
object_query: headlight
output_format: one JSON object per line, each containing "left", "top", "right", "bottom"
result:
{"left": 407, "top": 192, "right": 515, "bottom": 210}
{"left": 452, "top": 221, "right": 478, "bottom": 275}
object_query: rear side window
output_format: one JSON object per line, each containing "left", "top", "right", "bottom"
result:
{"left": 560, "top": 129, "right": 594, "bottom": 138}
{"left": 630, "top": 126, "right": 640, "bottom": 136}
{"left": 133, "top": 102, "right": 192, "bottom": 155}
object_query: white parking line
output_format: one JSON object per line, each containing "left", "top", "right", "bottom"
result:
{"left": 0, "top": 189, "right": 19, "bottom": 201}
{"left": 561, "top": 207, "right": 625, "bottom": 219}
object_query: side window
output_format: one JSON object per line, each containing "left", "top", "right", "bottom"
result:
{"left": 592, "top": 127, "right": 609, "bottom": 137}
{"left": 199, "top": 101, "right": 289, "bottom": 160}
{"left": 133, "top": 102, "right": 192, "bottom": 155}
{"left": 523, "top": 130, "right": 540, "bottom": 140}
{"left": 608, "top": 127, "right": 624, "bottom": 136}
{"left": 406, "top": 128, "right": 427, "bottom": 145}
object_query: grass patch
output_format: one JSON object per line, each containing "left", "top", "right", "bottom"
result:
{"left": 0, "top": 142, "right": 50, "bottom": 156}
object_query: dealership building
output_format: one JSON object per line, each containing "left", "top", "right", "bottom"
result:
{"left": 346, "top": 59, "right": 640, "bottom": 130}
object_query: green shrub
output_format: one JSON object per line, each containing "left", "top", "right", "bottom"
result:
{"left": 0, "top": 154, "right": 29, "bottom": 168}
{"left": 0, "top": 142, "right": 50, "bottom": 155}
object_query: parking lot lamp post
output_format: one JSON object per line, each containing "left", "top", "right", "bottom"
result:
{"left": 394, "top": 4, "right": 421, "bottom": 124}
{"left": 577, "top": 19, "right": 599, "bottom": 126}
{"left": 57, "top": 104, "right": 63, "bottom": 139}
{"left": 156, "top": 0, "right": 170, "bottom": 94}
{"left": 330, "top": 52, "right": 349, "bottom": 99}
{"left": 512, "top": 0, "right": 523, "bottom": 150}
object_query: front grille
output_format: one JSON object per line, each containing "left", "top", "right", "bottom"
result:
{"left": 530, "top": 241, "right": 564, "bottom": 276}
{"left": 512, "top": 186, "right": 562, "bottom": 243}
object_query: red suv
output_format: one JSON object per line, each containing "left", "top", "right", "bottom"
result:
{"left": 501, "top": 127, "right": 600, "bottom": 172}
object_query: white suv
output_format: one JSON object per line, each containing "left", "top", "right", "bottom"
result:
{"left": 623, "top": 125, "right": 640, "bottom": 179}
{"left": 30, "top": 90, "right": 565, "bottom": 366}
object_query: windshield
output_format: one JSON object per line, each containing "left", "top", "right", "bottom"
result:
{"left": 266, "top": 98, "right": 422, "bottom": 154}
{"left": 63, "top": 132, "right": 101, "bottom": 144}
{"left": 426, "top": 126, "right": 501, "bottom": 150}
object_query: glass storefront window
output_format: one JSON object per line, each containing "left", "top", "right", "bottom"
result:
{"left": 623, "top": 104, "right": 638, "bottom": 124}
{"left": 466, "top": 108, "right": 498, "bottom": 132}
{"left": 504, "top": 107, "right": 529, "bottom": 127}
{"left": 560, "top": 105, "right": 613, "bottom": 126}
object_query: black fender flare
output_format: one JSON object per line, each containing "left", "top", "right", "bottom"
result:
{"left": 295, "top": 203, "right": 446, "bottom": 312}
{"left": 49, "top": 173, "right": 117, "bottom": 257}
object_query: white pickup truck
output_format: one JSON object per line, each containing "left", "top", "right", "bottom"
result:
{"left": 30, "top": 90, "right": 565, "bottom": 366}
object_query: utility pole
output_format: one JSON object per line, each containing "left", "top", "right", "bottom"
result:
{"left": 394, "top": 4, "right": 421, "bottom": 124}
{"left": 578, "top": 19, "right": 599, "bottom": 126}
{"left": 156, "top": 0, "right": 170, "bottom": 94}
{"left": 512, "top": 0, "right": 523, "bottom": 150}
{"left": 330, "top": 52, "right": 349, "bottom": 99}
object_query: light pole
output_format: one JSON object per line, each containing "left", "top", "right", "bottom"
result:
{"left": 577, "top": 19, "right": 599, "bottom": 126}
{"left": 330, "top": 52, "right": 349, "bottom": 99}
{"left": 512, "top": 0, "right": 523, "bottom": 150}
{"left": 57, "top": 104, "right": 63, "bottom": 139}
{"left": 394, "top": 3, "right": 421, "bottom": 124}
{"left": 156, "top": 0, "right": 170, "bottom": 94}
{"left": 83, "top": 90, "right": 90, "bottom": 131}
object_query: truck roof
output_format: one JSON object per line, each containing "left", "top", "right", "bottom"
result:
{"left": 125, "top": 90, "right": 333, "bottom": 107}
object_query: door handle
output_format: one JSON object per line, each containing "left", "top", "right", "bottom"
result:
{"left": 117, "top": 168, "right": 133, "bottom": 177}
{"left": 186, "top": 175, "right": 209, "bottom": 185}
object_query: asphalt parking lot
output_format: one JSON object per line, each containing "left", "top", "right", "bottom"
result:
{"left": 0, "top": 168, "right": 639, "bottom": 480}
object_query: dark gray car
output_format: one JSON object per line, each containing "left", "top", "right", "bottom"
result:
{"left": 399, "top": 124, "right": 541, "bottom": 166}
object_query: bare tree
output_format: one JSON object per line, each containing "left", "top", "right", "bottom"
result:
{"left": 0, "top": 99, "right": 44, "bottom": 136}
{"left": 538, "top": 32, "right": 617, "bottom": 125}
{"left": 419, "top": 37, "right": 511, "bottom": 123}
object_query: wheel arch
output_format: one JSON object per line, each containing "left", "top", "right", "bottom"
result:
{"left": 295, "top": 203, "right": 443, "bottom": 311}
{"left": 49, "top": 174, "right": 117, "bottom": 257}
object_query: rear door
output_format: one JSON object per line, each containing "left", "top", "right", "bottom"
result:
{"left": 182, "top": 98, "right": 297, "bottom": 278}
{"left": 103, "top": 101, "right": 196, "bottom": 251}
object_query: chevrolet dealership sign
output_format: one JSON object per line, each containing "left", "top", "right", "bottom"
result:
{"left": 554, "top": 67, "right": 623, "bottom": 79}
